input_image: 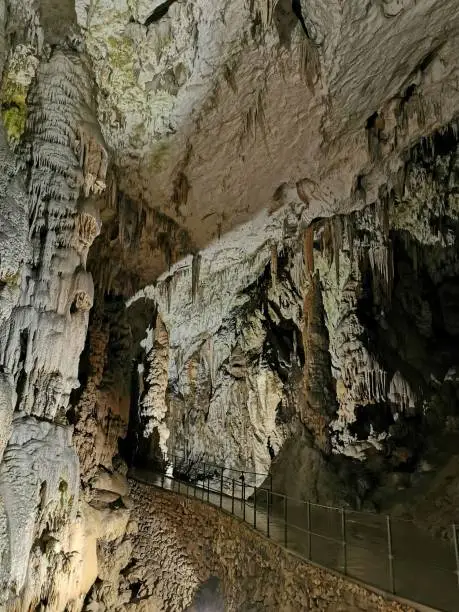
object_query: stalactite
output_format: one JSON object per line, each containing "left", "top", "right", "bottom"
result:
{"left": 270, "top": 243, "right": 278, "bottom": 291}
{"left": 368, "top": 243, "right": 393, "bottom": 306}
{"left": 332, "top": 216, "right": 343, "bottom": 283}
{"left": 394, "top": 164, "right": 407, "bottom": 202}
{"left": 172, "top": 171, "right": 189, "bottom": 210}
{"left": 191, "top": 252, "right": 201, "bottom": 303}
{"left": 303, "top": 225, "right": 314, "bottom": 278}
{"left": 325, "top": 219, "right": 334, "bottom": 267}
{"left": 165, "top": 277, "right": 172, "bottom": 313}
{"left": 207, "top": 337, "right": 215, "bottom": 393}
{"left": 388, "top": 371, "right": 416, "bottom": 415}
{"left": 346, "top": 216, "right": 355, "bottom": 270}
{"left": 241, "top": 87, "right": 267, "bottom": 145}
{"left": 366, "top": 112, "right": 385, "bottom": 162}
{"left": 299, "top": 38, "right": 320, "bottom": 91}
{"left": 118, "top": 194, "right": 127, "bottom": 248}
{"left": 252, "top": 0, "right": 277, "bottom": 28}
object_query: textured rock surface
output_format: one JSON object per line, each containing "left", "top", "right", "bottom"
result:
{"left": 129, "top": 119, "right": 459, "bottom": 518}
{"left": 0, "top": 0, "right": 117, "bottom": 607}
{"left": 86, "top": 0, "right": 459, "bottom": 288}
{"left": 0, "top": 0, "right": 458, "bottom": 609}
{"left": 125, "top": 481, "right": 413, "bottom": 612}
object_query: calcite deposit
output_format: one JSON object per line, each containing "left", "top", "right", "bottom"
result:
{"left": 0, "top": 0, "right": 459, "bottom": 609}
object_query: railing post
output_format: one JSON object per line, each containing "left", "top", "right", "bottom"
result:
{"left": 178, "top": 478, "right": 180, "bottom": 495}
{"left": 453, "top": 524, "right": 459, "bottom": 588}
{"left": 220, "top": 468, "right": 224, "bottom": 509}
{"left": 269, "top": 474, "right": 273, "bottom": 508}
{"left": 307, "top": 500, "right": 311, "bottom": 560}
{"left": 207, "top": 476, "right": 210, "bottom": 503}
{"left": 243, "top": 480, "right": 246, "bottom": 522}
{"left": 231, "top": 479, "right": 235, "bottom": 515}
{"left": 267, "top": 489, "right": 270, "bottom": 538}
{"left": 284, "top": 496, "right": 288, "bottom": 547}
{"left": 386, "top": 515, "right": 395, "bottom": 594}
{"left": 254, "top": 487, "right": 257, "bottom": 529}
{"left": 341, "top": 508, "right": 347, "bottom": 574}
{"left": 161, "top": 469, "right": 165, "bottom": 489}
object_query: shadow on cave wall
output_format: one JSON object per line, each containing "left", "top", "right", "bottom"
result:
{"left": 357, "top": 227, "right": 459, "bottom": 509}
{"left": 185, "top": 576, "right": 225, "bottom": 612}
{"left": 68, "top": 290, "right": 157, "bottom": 468}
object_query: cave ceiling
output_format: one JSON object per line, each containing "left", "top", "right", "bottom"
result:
{"left": 67, "top": 0, "right": 459, "bottom": 291}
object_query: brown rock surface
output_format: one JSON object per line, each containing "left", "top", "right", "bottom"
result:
{"left": 127, "top": 481, "right": 414, "bottom": 612}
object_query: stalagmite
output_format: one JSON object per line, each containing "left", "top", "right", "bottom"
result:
{"left": 140, "top": 316, "right": 170, "bottom": 457}
{"left": 332, "top": 216, "right": 343, "bottom": 283}
{"left": 303, "top": 225, "right": 314, "bottom": 278}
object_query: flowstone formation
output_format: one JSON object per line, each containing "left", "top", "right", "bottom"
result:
{"left": 0, "top": 0, "right": 458, "bottom": 610}
{"left": 129, "top": 120, "right": 459, "bottom": 516}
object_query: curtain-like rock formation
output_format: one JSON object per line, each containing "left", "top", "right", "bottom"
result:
{"left": 0, "top": 0, "right": 459, "bottom": 609}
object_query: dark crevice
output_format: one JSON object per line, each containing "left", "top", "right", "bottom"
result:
{"left": 144, "top": 0, "right": 177, "bottom": 26}
{"left": 366, "top": 111, "right": 380, "bottom": 130}
{"left": 292, "top": 0, "right": 313, "bottom": 39}
{"left": 14, "top": 329, "right": 28, "bottom": 410}
{"left": 129, "top": 580, "right": 142, "bottom": 599}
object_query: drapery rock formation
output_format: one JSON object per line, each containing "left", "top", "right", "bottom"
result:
{"left": 0, "top": 0, "right": 459, "bottom": 609}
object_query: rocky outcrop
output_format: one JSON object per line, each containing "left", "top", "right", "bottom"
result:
{"left": 0, "top": 415, "right": 79, "bottom": 603}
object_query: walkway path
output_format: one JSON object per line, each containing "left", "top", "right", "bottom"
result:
{"left": 129, "top": 468, "right": 459, "bottom": 612}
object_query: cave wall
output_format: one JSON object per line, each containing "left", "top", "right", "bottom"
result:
{"left": 131, "top": 120, "right": 459, "bottom": 517}
{"left": 0, "top": 0, "right": 115, "bottom": 607}
{"left": 0, "top": 0, "right": 458, "bottom": 610}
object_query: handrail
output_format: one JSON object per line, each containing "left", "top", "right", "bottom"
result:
{"left": 166, "top": 453, "right": 270, "bottom": 479}
{"left": 129, "top": 467, "right": 459, "bottom": 612}
{"left": 155, "top": 455, "right": 451, "bottom": 524}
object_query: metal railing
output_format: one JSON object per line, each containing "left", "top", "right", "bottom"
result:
{"left": 163, "top": 453, "right": 271, "bottom": 493}
{"left": 130, "top": 460, "right": 459, "bottom": 612}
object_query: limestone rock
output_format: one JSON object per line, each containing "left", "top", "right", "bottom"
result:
{"left": 91, "top": 471, "right": 129, "bottom": 497}
{"left": 0, "top": 0, "right": 459, "bottom": 609}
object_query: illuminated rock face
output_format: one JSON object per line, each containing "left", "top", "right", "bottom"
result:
{"left": 0, "top": 0, "right": 458, "bottom": 609}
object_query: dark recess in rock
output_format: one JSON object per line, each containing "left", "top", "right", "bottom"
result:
{"left": 144, "top": 0, "right": 177, "bottom": 26}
